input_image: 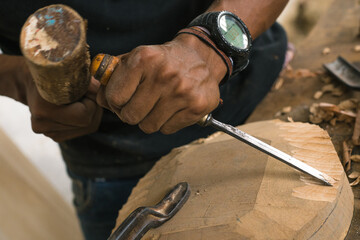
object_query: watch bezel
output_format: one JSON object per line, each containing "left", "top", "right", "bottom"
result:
{"left": 216, "top": 11, "right": 250, "bottom": 54}
{"left": 188, "top": 11, "right": 252, "bottom": 74}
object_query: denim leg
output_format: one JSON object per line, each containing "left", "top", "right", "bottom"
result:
{"left": 70, "top": 174, "right": 139, "bottom": 240}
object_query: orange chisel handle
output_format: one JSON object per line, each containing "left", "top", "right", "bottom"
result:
{"left": 90, "top": 54, "right": 119, "bottom": 85}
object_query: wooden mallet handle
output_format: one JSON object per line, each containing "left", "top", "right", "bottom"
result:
{"left": 20, "top": 4, "right": 90, "bottom": 105}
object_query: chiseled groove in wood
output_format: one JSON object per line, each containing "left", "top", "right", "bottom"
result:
{"left": 277, "top": 122, "right": 343, "bottom": 203}
{"left": 308, "top": 183, "right": 344, "bottom": 239}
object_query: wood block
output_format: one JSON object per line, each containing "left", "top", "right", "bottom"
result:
{"left": 0, "top": 128, "right": 83, "bottom": 240}
{"left": 20, "top": 4, "right": 90, "bottom": 105}
{"left": 114, "top": 120, "right": 354, "bottom": 240}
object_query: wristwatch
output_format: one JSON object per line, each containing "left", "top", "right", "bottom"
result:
{"left": 188, "top": 11, "right": 252, "bottom": 74}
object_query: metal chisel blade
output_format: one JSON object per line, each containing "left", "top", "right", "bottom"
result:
{"left": 200, "top": 115, "right": 334, "bottom": 186}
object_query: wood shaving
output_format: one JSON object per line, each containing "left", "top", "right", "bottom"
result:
{"left": 348, "top": 171, "right": 360, "bottom": 179}
{"left": 330, "top": 87, "right": 344, "bottom": 97}
{"left": 309, "top": 101, "right": 356, "bottom": 125}
{"left": 350, "top": 176, "right": 360, "bottom": 186}
{"left": 315, "top": 69, "right": 326, "bottom": 75}
{"left": 314, "top": 85, "right": 344, "bottom": 100}
{"left": 313, "top": 91, "right": 323, "bottom": 100}
{"left": 353, "top": 107, "right": 360, "bottom": 145}
{"left": 320, "top": 84, "right": 344, "bottom": 98}
{"left": 322, "top": 47, "right": 331, "bottom": 55}
{"left": 330, "top": 117, "right": 337, "bottom": 126}
{"left": 338, "top": 99, "right": 358, "bottom": 110}
{"left": 287, "top": 116, "right": 294, "bottom": 122}
{"left": 342, "top": 141, "right": 351, "bottom": 172}
{"left": 272, "top": 77, "right": 284, "bottom": 90}
{"left": 294, "top": 69, "right": 317, "bottom": 78}
{"left": 320, "top": 76, "right": 332, "bottom": 84}
{"left": 353, "top": 45, "right": 360, "bottom": 52}
{"left": 350, "top": 154, "right": 360, "bottom": 162}
{"left": 322, "top": 84, "right": 335, "bottom": 92}
{"left": 282, "top": 106, "right": 292, "bottom": 113}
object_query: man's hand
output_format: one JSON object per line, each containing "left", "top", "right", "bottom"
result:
{"left": 18, "top": 59, "right": 103, "bottom": 142}
{"left": 96, "top": 34, "right": 227, "bottom": 134}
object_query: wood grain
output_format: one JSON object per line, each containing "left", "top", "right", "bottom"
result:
{"left": 114, "top": 120, "right": 353, "bottom": 240}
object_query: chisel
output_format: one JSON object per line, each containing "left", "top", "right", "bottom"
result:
{"left": 90, "top": 54, "right": 335, "bottom": 186}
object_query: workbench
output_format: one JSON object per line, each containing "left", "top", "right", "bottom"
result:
{"left": 247, "top": 0, "right": 360, "bottom": 238}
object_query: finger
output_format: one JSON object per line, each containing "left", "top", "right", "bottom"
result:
{"left": 29, "top": 90, "right": 100, "bottom": 128}
{"left": 156, "top": 90, "right": 220, "bottom": 134}
{"left": 31, "top": 116, "right": 79, "bottom": 133}
{"left": 138, "top": 95, "right": 187, "bottom": 133}
{"left": 44, "top": 105, "right": 103, "bottom": 142}
{"left": 54, "top": 97, "right": 100, "bottom": 127}
{"left": 96, "top": 85, "right": 111, "bottom": 110}
{"left": 159, "top": 109, "right": 201, "bottom": 134}
{"left": 104, "top": 54, "right": 144, "bottom": 113}
{"left": 119, "top": 79, "right": 161, "bottom": 125}
{"left": 85, "top": 77, "right": 101, "bottom": 101}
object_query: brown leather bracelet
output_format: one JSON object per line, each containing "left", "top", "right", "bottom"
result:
{"left": 176, "top": 26, "right": 233, "bottom": 85}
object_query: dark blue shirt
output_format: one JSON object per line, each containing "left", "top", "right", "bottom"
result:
{"left": 0, "top": 1, "right": 287, "bottom": 179}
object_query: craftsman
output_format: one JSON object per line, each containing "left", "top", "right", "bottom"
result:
{"left": 0, "top": 0, "right": 288, "bottom": 239}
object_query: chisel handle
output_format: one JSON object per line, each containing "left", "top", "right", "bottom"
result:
{"left": 90, "top": 54, "right": 120, "bottom": 85}
{"left": 90, "top": 53, "right": 212, "bottom": 125}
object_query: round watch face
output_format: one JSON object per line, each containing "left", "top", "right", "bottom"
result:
{"left": 219, "top": 14, "right": 248, "bottom": 50}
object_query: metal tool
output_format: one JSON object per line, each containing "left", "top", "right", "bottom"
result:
{"left": 198, "top": 114, "right": 334, "bottom": 186}
{"left": 323, "top": 56, "right": 360, "bottom": 90}
{"left": 108, "top": 182, "right": 190, "bottom": 240}
{"left": 90, "top": 54, "right": 334, "bottom": 186}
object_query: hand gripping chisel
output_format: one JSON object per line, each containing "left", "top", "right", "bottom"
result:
{"left": 90, "top": 54, "right": 335, "bottom": 186}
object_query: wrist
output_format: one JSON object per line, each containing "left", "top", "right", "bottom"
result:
{"left": 174, "top": 29, "right": 228, "bottom": 85}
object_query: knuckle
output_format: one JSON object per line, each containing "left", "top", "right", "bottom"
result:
{"left": 44, "top": 133, "right": 62, "bottom": 142}
{"left": 173, "top": 77, "right": 192, "bottom": 97}
{"left": 30, "top": 118, "right": 44, "bottom": 134}
{"left": 160, "top": 126, "right": 177, "bottom": 135}
{"left": 120, "top": 109, "right": 139, "bottom": 125}
{"left": 129, "top": 46, "right": 158, "bottom": 67}
{"left": 106, "top": 90, "right": 126, "bottom": 110}
{"left": 157, "top": 65, "right": 178, "bottom": 83}
{"left": 189, "top": 95, "right": 208, "bottom": 115}
{"left": 30, "top": 108, "right": 46, "bottom": 120}
{"left": 139, "top": 121, "right": 160, "bottom": 134}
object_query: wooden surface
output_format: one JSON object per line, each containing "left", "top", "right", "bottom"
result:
{"left": 246, "top": 0, "right": 360, "bottom": 238}
{"left": 114, "top": 120, "right": 353, "bottom": 240}
{"left": 291, "top": 0, "right": 360, "bottom": 70}
{"left": 20, "top": 4, "right": 90, "bottom": 105}
{"left": 0, "top": 128, "right": 83, "bottom": 240}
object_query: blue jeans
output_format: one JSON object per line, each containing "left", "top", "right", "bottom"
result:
{"left": 70, "top": 172, "right": 140, "bottom": 240}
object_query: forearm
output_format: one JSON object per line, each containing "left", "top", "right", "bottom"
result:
{"left": 0, "top": 54, "right": 28, "bottom": 104}
{"left": 207, "top": 0, "right": 288, "bottom": 39}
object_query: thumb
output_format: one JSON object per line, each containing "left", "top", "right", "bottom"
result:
{"left": 85, "top": 77, "right": 101, "bottom": 101}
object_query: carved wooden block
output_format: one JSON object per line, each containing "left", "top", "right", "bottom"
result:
{"left": 115, "top": 120, "right": 354, "bottom": 240}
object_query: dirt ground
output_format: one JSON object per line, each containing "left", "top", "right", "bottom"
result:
{"left": 248, "top": 0, "right": 360, "bottom": 238}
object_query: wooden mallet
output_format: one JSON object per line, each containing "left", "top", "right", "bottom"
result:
{"left": 20, "top": 4, "right": 90, "bottom": 105}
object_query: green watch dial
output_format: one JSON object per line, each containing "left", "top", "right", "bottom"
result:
{"left": 219, "top": 15, "right": 248, "bottom": 50}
